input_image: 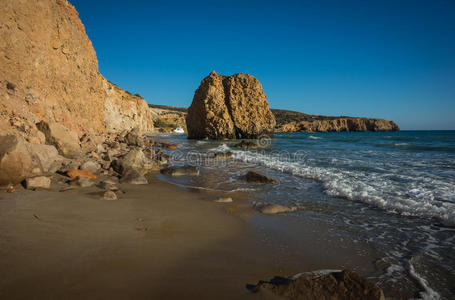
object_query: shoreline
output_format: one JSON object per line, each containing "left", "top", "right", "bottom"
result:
{"left": 0, "top": 172, "right": 290, "bottom": 299}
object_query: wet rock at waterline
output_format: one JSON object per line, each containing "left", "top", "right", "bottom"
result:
{"left": 160, "top": 166, "right": 200, "bottom": 176}
{"left": 247, "top": 269, "right": 385, "bottom": 300}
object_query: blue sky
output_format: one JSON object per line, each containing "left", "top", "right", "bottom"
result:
{"left": 72, "top": 0, "right": 455, "bottom": 130}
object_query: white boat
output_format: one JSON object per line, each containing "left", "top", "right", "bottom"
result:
{"left": 173, "top": 127, "right": 184, "bottom": 134}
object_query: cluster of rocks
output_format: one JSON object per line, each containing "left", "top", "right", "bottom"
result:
{"left": 0, "top": 127, "right": 178, "bottom": 200}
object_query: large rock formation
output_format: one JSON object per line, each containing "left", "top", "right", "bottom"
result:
{"left": 0, "top": 0, "right": 153, "bottom": 145}
{"left": 186, "top": 71, "right": 276, "bottom": 139}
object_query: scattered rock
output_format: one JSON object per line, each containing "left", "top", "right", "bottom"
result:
{"left": 74, "top": 177, "right": 94, "bottom": 188}
{"left": 0, "top": 135, "right": 61, "bottom": 186}
{"left": 97, "top": 180, "right": 119, "bottom": 191}
{"left": 156, "top": 142, "right": 178, "bottom": 150}
{"left": 120, "top": 169, "right": 148, "bottom": 185}
{"left": 160, "top": 166, "right": 200, "bottom": 176}
{"left": 186, "top": 71, "right": 276, "bottom": 139}
{"left": 247, "top": 269, "right": 385, "bottom": 300}
{"left": 214, "top": 197, "right": 233, "bottom": 203}
{"left": 125, "top": 128, "right": 144, "bottom": 147}
{"left": 234, "top": 141, "right": 259, "bottom": 149}
{"left": 67, "top": 169, "right": 97, "bottom": 179}
{"left": 80, "top": 160, "right": 100, "bottom": 174}
{"left": 6, "top": 185, "right": 16, "bottom": 193}
{"left": 212, "top": 152, "right": 233, "bottom": 159}
{"left": 25, "top": 176, "right": 51, "bottom": 190}
{"left": 113, "top": 149, "right": 158, "bottom": 175}
{"left": 245, "top": 171, "right": 277, "bottom": 183}
{"left": 36, "top": 121, "right": 81, "bottom": 158}
{"left": 102, "top": 190, "right": 118, "bottom": 200}
{"left": 253, "top": 202, "right": 297, "bottom": 214}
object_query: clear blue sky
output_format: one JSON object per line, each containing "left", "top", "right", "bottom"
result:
{"left": 72, "top": 0, "right": 455, "bottom": 130}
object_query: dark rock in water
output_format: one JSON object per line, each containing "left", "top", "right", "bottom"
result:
{"left": 247, "top": 270, "right": 385, "bottom": 300}
{"left": 234, "top": 140, "right": 260, "bottom": 149}
{"left": 160, "top": 166, "right": 200, "bottom": 176}
{"left": 120, "top": 169, "right": 148, "bottom": 185}
{"left": 245, "top": 171, "right": 277, "bottom": 183}
{"left": 211, "top": 151, "right": 233, "bottom": 159}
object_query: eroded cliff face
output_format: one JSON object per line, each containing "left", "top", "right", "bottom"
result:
{"left": 276, "top": 118, "right": 400, "bottom": 133}
{"left": 186, "top": 71, "right": 275, "bottom": 139}
{"left": 104, "top": 80, "right": 154, "bottom": 133}
{"left": 0, "top": 0, "right": 152, "bottom": 143}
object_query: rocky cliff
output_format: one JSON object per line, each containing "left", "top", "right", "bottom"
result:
{"left": 104, "top": 80, "right": 154, "bottom": 133}
{"left": 273, "top": 109, "right": 399, "bottom": 132}
{"left": 186, "top": 71, "right": 275, "bottom": 139}
{"left": 0, "top": 0, "right": 153, "bottom": 144}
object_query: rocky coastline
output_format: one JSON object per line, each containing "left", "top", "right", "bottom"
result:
{"left": 1, "top": 0, "right": 390, "bottom": 299}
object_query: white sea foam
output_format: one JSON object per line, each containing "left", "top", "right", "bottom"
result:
{"left": 211, "top": 143, "right": 231, "bottom": 152}
{"left": 231, "top": 150, "right": 455, "bottom": 225}
{"left": 308, "top": 135, "right": 322, "bottom": 140}
{"left": 408, "top": 258, "right": 441, "bottom": 300}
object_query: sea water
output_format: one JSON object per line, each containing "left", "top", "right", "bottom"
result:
{"left": 154, "top": 131, "right": 455, "bottom": 299}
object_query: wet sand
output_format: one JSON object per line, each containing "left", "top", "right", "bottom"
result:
{"left": 0, "top": 174, "right": 288, "bottom": 299}
{"left": 0, "top": 173, "right": 385, "bottom": 299}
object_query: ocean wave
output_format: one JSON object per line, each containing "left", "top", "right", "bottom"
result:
{"left": 408, "top": 257, "right": 441, "bottom": 300}
{"left": 231, "top": 150, "right": 455, "bottom": 225}
{"left": 308, "top": 135, "right": 322, "bottom": 140}
{"left": 210, "top": 143, "right": 231, "bottom": 152}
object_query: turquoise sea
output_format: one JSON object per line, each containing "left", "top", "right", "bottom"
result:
{"left": 155, "top": 131, "right": 455, "bottom": 299}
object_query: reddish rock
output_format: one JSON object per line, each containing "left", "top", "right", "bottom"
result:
{"left": 67, "top": 169, "right": 97, "bottom": 179}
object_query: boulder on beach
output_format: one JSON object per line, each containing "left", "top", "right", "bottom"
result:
{"left": 247, "top": 269, "right": 385, "bottom": 300}
{"left": 25, "top": 176, "right": 51, "bottom": 190}
{"left": 0, "top": 135, "right": 62, "bottom": 187}
{"left": 37, "top": 121, "right": 81, "bottom": 158}
{"left": 186, "top": 71, "right": 275, "bottom": 140}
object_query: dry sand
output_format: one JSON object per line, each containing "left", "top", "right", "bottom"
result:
{"left": 0, "top": 174, "right": 287, "bottom": 300}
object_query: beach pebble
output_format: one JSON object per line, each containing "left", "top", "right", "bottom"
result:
{"left": 102, "top": 190, "right": 118, "bottom": 201}
{"left": 214, "top": 197, "right": 233, "bottom": 203}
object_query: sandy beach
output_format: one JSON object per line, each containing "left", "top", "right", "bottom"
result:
{"left": 0, "top": 173, "right": 294, "bottom": 300}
